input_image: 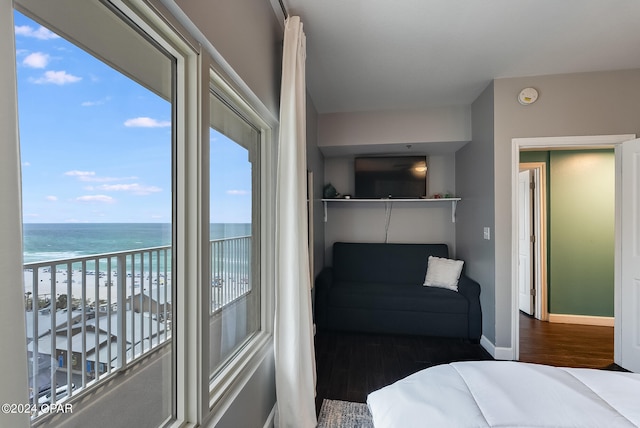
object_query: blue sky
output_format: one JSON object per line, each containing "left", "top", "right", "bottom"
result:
{"left": 14, "top": 11, "right": 252, "bottom": 224}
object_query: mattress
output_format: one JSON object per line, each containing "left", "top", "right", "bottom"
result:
{"left": 367, "top": 361, "right": 640, "bottom": 428}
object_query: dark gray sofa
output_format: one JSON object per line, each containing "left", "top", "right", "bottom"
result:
{"left": 314, "top": 242, "right": 482, "bottom": 340}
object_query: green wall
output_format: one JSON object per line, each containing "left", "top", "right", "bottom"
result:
{"left": 520, "top": 149, "right": 615, "bottom": 317}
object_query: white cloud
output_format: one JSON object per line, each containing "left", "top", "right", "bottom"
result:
{"left": 91, "top": 176, "right": 139, "bottom": 183}
{"left": 97, "top": 183, "right": 162, "bottom": 195}
{"left": 23, "top": 52, "right": 50, "bottom": 68}
{"left": 14, "top": 25, "right": 60, "bottom": 40}
{"left": 65, "top": 170, "right": 140, "bottom": 183}
{"left": 227, "top": 189, "right": 249, "bottom": 195}
{"left": 31, "top": 70, "right": 81, "bottom": 85}
{"left": 45, "top": 195, "right": 58, "bottom": 201}
{"left": 65, "top": 170, "right": 96, "bottom": 179}
{"left": 81, "top": 96, "right": 111, "bottom": 107}
{"left": 76, "top": 195, "right": 115, "bottom": 203}
{"left": 124, "top": 117, "right": 171, "bottom": 128}
{"left": 22, "top": 161, "right": 31, "bottom": 167}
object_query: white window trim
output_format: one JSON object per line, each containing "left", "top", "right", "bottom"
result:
{"left": 5, "top": 0, "right": 277, "bottom": 424}
{"left": 0, "top": 1, "right": 31, "bottom": 426}
{"left": 122, "top": 2, "right": 278, "bottom": 426}
{"left": 202, "top": 66, "right": 276, "bottom": 424}
{"left": 78, "top": 2, "right": 205, "bottom": 425}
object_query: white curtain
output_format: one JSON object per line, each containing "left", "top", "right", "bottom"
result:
{"left": 274, "top": 16, "right": 317, "bottom": 428}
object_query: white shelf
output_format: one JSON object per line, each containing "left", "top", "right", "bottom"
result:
{"left": 321, "top": 197, "right": 461, "bottom": 223}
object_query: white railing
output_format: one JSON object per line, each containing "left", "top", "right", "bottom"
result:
{"left": 24, "top": 235, "right": 251, "bottom": 420}
{"left": 210, "top": 236, "right": 252, "bottom": 313}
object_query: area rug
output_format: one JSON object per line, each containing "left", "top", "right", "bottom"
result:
{"left": 317, "top": 399, "right": 374, "bottom": 428}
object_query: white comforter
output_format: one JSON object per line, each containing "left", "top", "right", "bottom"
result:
{"left": 367, "top": 361, "right": 640, "bottom": 428}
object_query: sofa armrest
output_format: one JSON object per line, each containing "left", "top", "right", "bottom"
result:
{"left": 314, "top": 267, "right": 334, "bottom": 329}
{"left": 457, "top": 275, "right": 482, "bottom": 340}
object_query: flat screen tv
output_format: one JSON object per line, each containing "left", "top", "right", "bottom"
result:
{"left": 354, "top": 156, "right": 427, "bottom": 198}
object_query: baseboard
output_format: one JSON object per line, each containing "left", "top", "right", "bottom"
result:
{"left": 263, "top": 403, "right": 276, "bottom": 428}
{"left": 480, "top": 335, "right": 514, "bottom": 360}
{"left": 548, "top": 313, "right": 614, "bottom": 327}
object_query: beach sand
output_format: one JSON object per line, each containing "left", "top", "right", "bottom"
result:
{"left": 23, "top": 268, "right": 170, "bottom": 305}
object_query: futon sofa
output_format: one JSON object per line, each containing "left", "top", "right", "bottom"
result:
{"left": 314, "top": 242, "right": 482, "bottom": 340}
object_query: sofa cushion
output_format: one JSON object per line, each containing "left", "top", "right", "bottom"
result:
{"left": 423, "top": 256, "right": 464, "bottom": 291}
{"left": 333, "top": 242, "right": 449, "bottom": 284}
{"left": 327, "top": 281, "right": 469, "bottom": 314}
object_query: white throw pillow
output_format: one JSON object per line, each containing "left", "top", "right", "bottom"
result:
{"left": 423, "top": 256, "right": 464, "bottom": 291}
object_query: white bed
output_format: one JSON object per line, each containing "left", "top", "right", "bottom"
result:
{"left": 367, "top": 361, "right": 640, "bottom": 428}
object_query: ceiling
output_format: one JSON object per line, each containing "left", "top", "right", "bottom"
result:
{"left": 279, "top": 0, "right": 640, "bottom": 114}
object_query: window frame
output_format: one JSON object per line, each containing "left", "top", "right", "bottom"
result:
{"left": 1, "top": 1, "right": 31, "bottom": 425}
{"left": 8, "top": 0, "right": 199, "bottom": 425}
{"left": 202, "top": 67, "right": 275, "bottom": 421}
{"left": 5, "top": 0, "right": 277, "bottom": 425}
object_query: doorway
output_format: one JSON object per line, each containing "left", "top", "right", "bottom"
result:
{"left": 511, "top": 134, "right": 636, "bottom": 367}
{"left": 518, "top": 152, "right": 617, "bottom": 367}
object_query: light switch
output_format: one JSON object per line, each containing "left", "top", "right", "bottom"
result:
{"left": 483, "top": 227, "right": 491, "bottom": 240}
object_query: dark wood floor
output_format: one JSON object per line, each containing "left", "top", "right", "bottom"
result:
{"left": 314, "top": 331, "right": 492, "bottom": 410}
{"left": 519, "top": 312, "right": 614, "bottom": 368}
{"left": 315, "top": 316, "right": 617, "bottom": 413}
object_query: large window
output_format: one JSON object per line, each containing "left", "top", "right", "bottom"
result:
{"left": 208, "top": 89, "right": 262, "bottom": 379}
{"left": 14, "top": 1, "right": 175, "bottom": 425}
{"left": 6, "top": 1, "right": 274, "bottom": 426}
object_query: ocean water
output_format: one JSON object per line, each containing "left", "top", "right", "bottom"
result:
{"left": 23, "top": 223, "right": 251, "bottom": 263}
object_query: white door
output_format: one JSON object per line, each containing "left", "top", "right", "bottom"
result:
{"left": 518, "top": 170, "right": 534, "bottom": 315}
{"left": 618, "top": 138, "right": 640, "bottom": 372}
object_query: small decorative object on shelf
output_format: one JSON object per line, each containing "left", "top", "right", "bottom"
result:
{"left": 323, "top": 183, "right": 339, "bottom": 199}
{"left": 432, "top": 192, "right": 454, "bottom": 199}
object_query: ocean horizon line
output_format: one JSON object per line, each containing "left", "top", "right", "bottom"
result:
{"left": 23, "top": 223, "right": 252, "bottom": 264}
{"left": 23, "top": 222, "right": 250, "bottom": 225}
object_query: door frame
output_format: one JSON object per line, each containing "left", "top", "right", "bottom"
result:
{"left": 511, "top": 134, "right": 635, "bottom": 361}
{"left": 517, "top": 168, "right": 534, "bottom": 316}
{"left": 519, "top": 162, "right": 547, "bottom": 321}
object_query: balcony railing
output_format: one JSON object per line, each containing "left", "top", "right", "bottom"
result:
{"left": 210, "top": 236, "right": 251, "bottom": 313}
{"left": 24, "top": 235, "right": 251, "bottom": 420}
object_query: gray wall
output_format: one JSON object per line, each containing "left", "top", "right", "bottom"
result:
{"left": 319, "top": 106, "right": 471, "bottom": 262}
{"left": 174, "top": 0, "right": 282, "bottom": 117}
{"left": 455, "top": 82, "right": 496, "bottom": 344}
{"left": 323, "top": 154, "right": 457, "bottom": 262}
{"left": 213, "top": 352, "right": 276, "bottom": 428}
{"left": 491, "top": 68, "right": 640, "bottom": 350}
{"left": 318, "top": 106, "right": 471, "bottom": 154}
{"left": 306, "top": 94, "right": 326, "bottom": 277}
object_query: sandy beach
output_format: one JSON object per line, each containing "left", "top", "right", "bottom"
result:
{"left": 23, "top": 268, "right": 171, "bottom": 306}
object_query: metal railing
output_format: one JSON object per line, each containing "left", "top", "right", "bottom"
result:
{"left": 210, "top": 236, "right": 252, "bottom": 313}
{"left": 24, "top": 235, "right": 251, "bottom": 419}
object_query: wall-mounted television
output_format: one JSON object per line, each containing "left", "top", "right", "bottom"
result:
{"left": 354, "top": 156, "right": 427, "bottom": 198}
